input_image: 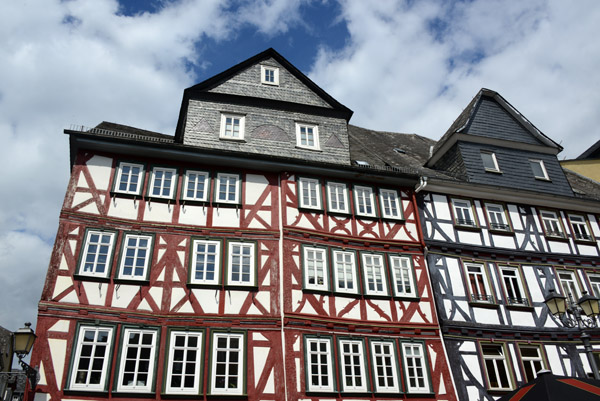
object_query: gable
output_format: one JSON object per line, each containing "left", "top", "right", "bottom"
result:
{"left": 465, "top": 96, "right": 544, "bottom": 146}
{"left": 208, "top": 57, "right": 332, "bottom": 108}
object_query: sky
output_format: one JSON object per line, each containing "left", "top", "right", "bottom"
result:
{"left": 1, "top": 0, "right": 599, "bottom": 334}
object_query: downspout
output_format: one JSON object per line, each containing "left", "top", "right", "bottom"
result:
{"left": 415, "top": 176, "right": 428, "bottom": 193}
{"left": 277, "top": 173, "right": 289, "bottom": 401}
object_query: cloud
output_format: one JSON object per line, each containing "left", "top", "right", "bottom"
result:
{"left": 310, "top": 0, "right": 600, "bottom": 159}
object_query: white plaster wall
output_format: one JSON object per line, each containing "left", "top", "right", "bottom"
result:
{"left": 432, "top": 194, "right": 451, "bottom": 220}
{"left": 490, "top": 234, "right": 516, "bottom": 249}
{"left": 472, "top": 307, "right": 500, "bottom": 324}
{"left": 86, "top": 155, "right": 113, "bottom": 190}
{"left": 577, "top": 243, "right": 599, "bottom": 256}
{"left": 507, "top": 310, "right": 535, "bottom": 326}
{"left": 212, "top": 207, "right": 240, "bottom": 227}
{"left": 547, "top": 240, "right": 570, "bottom": 254}
{"left": 108, "top": 197, "right": 139, "bottom": 220}
{"left": 434, "top": 223, "right": 456, "bottom": 242}
{"left": 246, "top": 174, "right": 269, "bottom": 204}
{"left": 335, "top": 297, "right": 360, "bottom": 319}
{"left": 507, "top": 205, "right": 523, "bottom": 230}
{"left": 456, "top": 230, "right": 483, "bottom": 246}
{"left": 143, "top": 201, "right": 173, "bottom": 222}
{"left": 179, "top": 204, "right": 208, "bottom": 226}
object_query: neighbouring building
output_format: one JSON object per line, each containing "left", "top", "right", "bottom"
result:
{"left": 29, "top": 49, "right": 458, "bottom": 401}
{"left": 561, "top": 139, "right": 600, "bottom": 182}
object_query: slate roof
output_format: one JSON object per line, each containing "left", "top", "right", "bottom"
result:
{"left": 576, "top": 139, "right": 600, "bottom": 159}
{"left": 94, "top": 121, "right": 174, "bottom": 142}
{"left": 563, "top": 169, "right": 600, "bottom": 200}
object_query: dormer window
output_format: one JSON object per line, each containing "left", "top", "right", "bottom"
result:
{"left": 529, "top": 159, "right": 549, "bottom": 180}
{"left": 261, "top": 65, "right": 279, "bottom": 86}
{"left": 220, "top": 113, "right": 245, "bottom": 140}
{"left": 480, "top": 151, "right": 500, "bottom": 173}
{"left": 296, "top": 123, "right": 320, "bottom": 150}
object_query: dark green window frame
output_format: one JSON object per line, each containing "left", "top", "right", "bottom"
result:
{"left": 114, "top": 231, "right": 155, "bottom": 284}
{"left": 301, "top": 244, "right": 331, "bottom": 292}
{"left": 303, "top": 334, "right": 336, "bottom": 393}
{"left": 111, "top": 160, "right": 147, "bottom": 198}
{"left": 213, "top": 172, "right": 242, "bottom": 205}
{"left": 224, "top": 240, "right": 258, "bottom": 288}
{"left": 336, "top": 336, "right": 369, "bottom": 393}
{"left": 113, "top": 325, "right": 161, "bottom": 394}
{"left": 145, "top": 165, "right": 179, "bottom": 201}
{"left": 75, "top": 228, "right": 118, "bottom": 281}
{"left": 187, "top": 237, "right": 224, "bottom": 287}
{"left": 297, "top": 176, "right": 323, "bottom": 211}
{"left": 208, "top": 329, "right": 247, "bottom": 396}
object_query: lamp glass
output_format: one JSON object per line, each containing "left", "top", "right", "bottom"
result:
{"left": 545, "top": 292, "right": 567, "bottom": 316}
{"left": 13, "top": 324, "right": 36, "bottom": 356}
{"left": 578, "top": 294, "right": 600, "bottom": 317}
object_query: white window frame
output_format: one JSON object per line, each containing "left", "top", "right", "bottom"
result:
{"left": 519, "top": 344, "right": 546, "bottom": 382}
{"left": 354, "top": 186, "right": 377, "bottom": 218}
{"left": 77, "top": 230, "right": 116, "bottom": 278}
{"left": 480, "top": 151, "right": 500, "bottom": 172}
{"left": 569, "top": 214, "right": 593, "bottom": 241}
{"left": 165, "top": 330, "right": 203, "bottom": 394}
{"left": 116, "top": 328, "right": 158, "bottom": 393}
{"left": 451, "top": 198, "right": 477, "bottom": 227}
{"left": 305, "top": 336, "right": 334, "bottom": 392}
{"left": 298, "top": 177, "right": 322, "bottom": 210}
{"left": 326, "top": 182, "right": 349, "bottom": 214}
{"left": 117, "top": 234, "right": 153, "bottom": 281}
{"left": 402, "top": 342, "right": 430, "bottom": 393}
{"left": 332, "top": 249, "right": 359, "bottom": 295}
{"left": 190, "top": 239, "right": 222, "bottom": 285}
{"left": 226, "top": 241, "right": 256, "bottom": 286}
{"left": 369, "top": 340, "right": 400, "bottom": 393}
{"left": 295, "top": 123, "right": 320, "bottom": 150}
{"left": 540, "top": 210, "right": 564, "bottom": 238}
{"left": 464, "top": 262, "right": 494, "bottom": 303}
{"left": 588, "top": 273, "right": 600, "bottom": 298}
{"left": 500, "top": 266, "right": 528, "bottom": 307}
{"left": 481, "top": 343, "right": 513, "bottom": 391}
{"left": 389, "top": 255, "right": 417, "bottom": 298}
{"left": 219, "top": 113, "right": 245, "bottom": 140}
{"left": 114, "top": 161, "right": 145, "bottom": 196}
{"left": 558, "top": 270, "right": 581, "bottom": 301}
{"left": 209, "top": 332, "right": 245, "bottom": 395}
{"left": 485, "top": 203, "right": 511, "bottom": 231}
{"left": 69, "top": 325, "right": 114, "bottom": 391}
{"left": 337, "top": 338, "right": 368, "bottom": 392}
{"left": 379, "top": 189, "right": 403, "bottom": 220}
{"left": 260, "top": 65, "right": 279, "bottom": 85}
{"left": 303, "top": 246, "right": 329, "bottom": 291}
{"left": 529, "top": 159, "right": 549, "bottom": 180}
{"left": 182, "top": 170, "right": 209, "bottom": 202}
{"left": 215, "top": 173, "right": 241, "bottom": 204}
{"left": 361, "top": 253, "right": 389, "bottom": 296}
{"left": 147, "top": 167, "right": 177, "bottom": 199}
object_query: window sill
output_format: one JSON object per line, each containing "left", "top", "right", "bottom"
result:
{"left": 505, "top": 304, "right": 534, "bottom": 312}
{"left": 574, "top": 237, "right": 597, "bottom": 245}
{"left": 187, "top": 282, "right": 222, "bottom": 290}
{"left": 534, "top": 177, "right": 551, "bottom": 182}
{"left": 224, "top": 284, "right": 258, "bottom": 291}
{"left": 298, "top": 206, "right": 324, "bottom": 213}
{"left": 64, "top": 388, "right": 109, "bottom": 395}
{"left": 333, "top": 291, "right": 362, "bottom": 298}
{"left": 393, "top": 295, "right": 420, "bottom": 302}
{"left": 303, "top": 287, "right": 331, "bottom": 295}
{"left": 295, "top": 145, "right": 322, "bottom": 152}
{"left": 73, "top": 274, "right": 111, "bottom": 283}
{"left": 113, "top": 278, "right": 150, "bottom": 285}
{"left": 363, "top": 293, "right": 391, "bottom": 300}
{"left": 355, "top": 213, "right": 379, "bottom": 220}
{"left": 486, "top": 388, "right": 514, "bottom": 395}
{"left": 326, "top": 210, "right": 352, "bottom": 217}
{"left": 145, "top": 195, "right": 176, "bottom": 203}
{"left": 488, "top": 228, "right": 515, "bottom": 236}
{"left": 219, "top": 137, "right": 246, "bottom": 142}
{"left": 545, "top": 234, "right": 568, "bottom": 242}
{"left": 468, "top": 301, "right": 499, "bottom": 309}
{"left": 110, "top": 190, "right": 143, "bottom": 199}
{"left": 207, "top": 392, "right": 247, "bottom": 397}
{"left": 180, "top": 199, "right": 210, "bottom": 207}
{"left": 112, "top": 391, "right": 156, "bottom": 397}
{"left": 405, "top": 391, "right": 436, "bottom": 398}
{"left": 454, "top": 224, "right": 481, "bottom": 232}
{"left": 484, "top": 169, "right": 503, "bottom": 174}
{"left": 381, "top": 216, "right": 405, "bottom": 223}
{"left": 213, "top": 201, "right": 242, "bottom": 208}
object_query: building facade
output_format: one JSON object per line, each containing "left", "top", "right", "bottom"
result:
{"left": 30, "top": 49, "right": 457, "bottom": 401}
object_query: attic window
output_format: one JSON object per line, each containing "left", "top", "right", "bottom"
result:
{"left": 480, "top": 151, "right": 501, "bottom": 173}
{"left": 261, "top": 65, "right": 279, "bottom": 86}
{"left": 529, "top": 159, "right": 550, "bottom": 181}
{"left": 393, "top": 148, "right": 406, "bottom": 154}
{"left": 354, "top": 160, "right": 370, "bottom": 167}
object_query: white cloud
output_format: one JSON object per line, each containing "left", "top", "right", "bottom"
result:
{"left": 310, "top": 0, "right": 600, "bottom": 159}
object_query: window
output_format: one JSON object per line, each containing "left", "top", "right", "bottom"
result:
{"left": 332, "top": 249, "right": 359, "bottom": 294}
{"left": 481, "top": 344, "right": 512, "bottom": 391}
{"left": 189, "top": 239, "right": 221, "bottom": 285}
{"left": 465, "top": 262, "right": 494, "bottom": 303}
{"left": 519, "top": 345, "right": 545, "bottom": 382}
{"left": 77, "top": 230, "right": 116, "bottom": 278}
{"left": 209, "top": 332, "right": 245, "bottom": 395}
{"left": 303, "top": 246, "right": 329, "bottom": 291}
{"left": 114, "top": 162, "right": 145, "bottom": 196}
{"left": 402, "top": 342, "right": 430, "bottom": 393}
{"left": 558, "top": 270, "right": 581, "bottom": 301}
{"left": 116, "top": 328, "right": 158, "bottom": 393}
{"left": 182, "top": 170, "right": 209, "bottom": 202}
{"left": 370, "top": 340, "right": 400, "bottom": 393}
{"left": 305, "top": 337, "right": 334, "bottom": 392}
{"left": 220, "top": 113, "right": 245, "bottom": 140}
{"left": 298, "top": 177, "right": 322, "bottom": 210}
{"left": 389, "top": 256, "right": 416, "bottom": 298}
{"left": 452, "top": 199, "right": 476, "bottom": 227}
{"left": 148, "top": 167, "right": 177, "bottom": 199}
{"left": 588, "top": 274, "right": 600, "bottom": 298}
{"left": 354, "top": 186, "right": 377, "bottom": 218}
{"left": 338, "top": 338, "right": 367, "bottom": 392}
{"left": 69, "top": 326, "right": 114, "bottom": 391}
{"left": 117, "top": 234, "right": 153, "bottom": 281}
{"left": 361, "top": 253, "right": 389, "bottom": 296}
{"left": 379, "top": 189, "right": 403, "bottom": 220}
{"left": 326, "top": 182, "right": 349, "bottom": 214}
{"left": 260, "top": 65, "right": 279, "bottom": 85}
{"left": 165, "top": 330, "right": 203, "bottom": 394}
{"left": 569, "top": 214, "right": 593, "bottom": 241}
{"left": 226, "top": 241, "right": 256, "bottom": 286}
{"left": 530, "top": 159, "right": 549, "bottom": 180}
{"left": 215, "top": 173, "right": 240, "bottom": 204}
{"left": 540, "top": 210, "right": 564, "bottom": 238}
{"left": 500, "top": 266, "right": 528, "bottom": 306}
{"left": 296, "top": 123, "right": 320, "bottom": 150}
{"left": 481, "top": 151, "right": 500, "bottom": 172}
{"left": 485, "top": 203, "right": 511, "bottom": 231}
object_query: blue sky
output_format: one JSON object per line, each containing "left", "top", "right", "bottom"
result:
{"left": 1, "top": 0, "right": 600, "bottom": 334}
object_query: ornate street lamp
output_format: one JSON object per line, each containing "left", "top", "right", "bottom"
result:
{"left": 0, "top": 322, "right": 38, "bottom": 400}
{"left": 544, "top": 289, "right": 600, "bottom": 380}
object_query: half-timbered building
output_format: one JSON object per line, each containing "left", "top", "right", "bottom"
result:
{"left": 416, "top": 89, "right": 600, "bottom": 400}
{"left": 30, "top": 49, "right": 457, "bottom": 401}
